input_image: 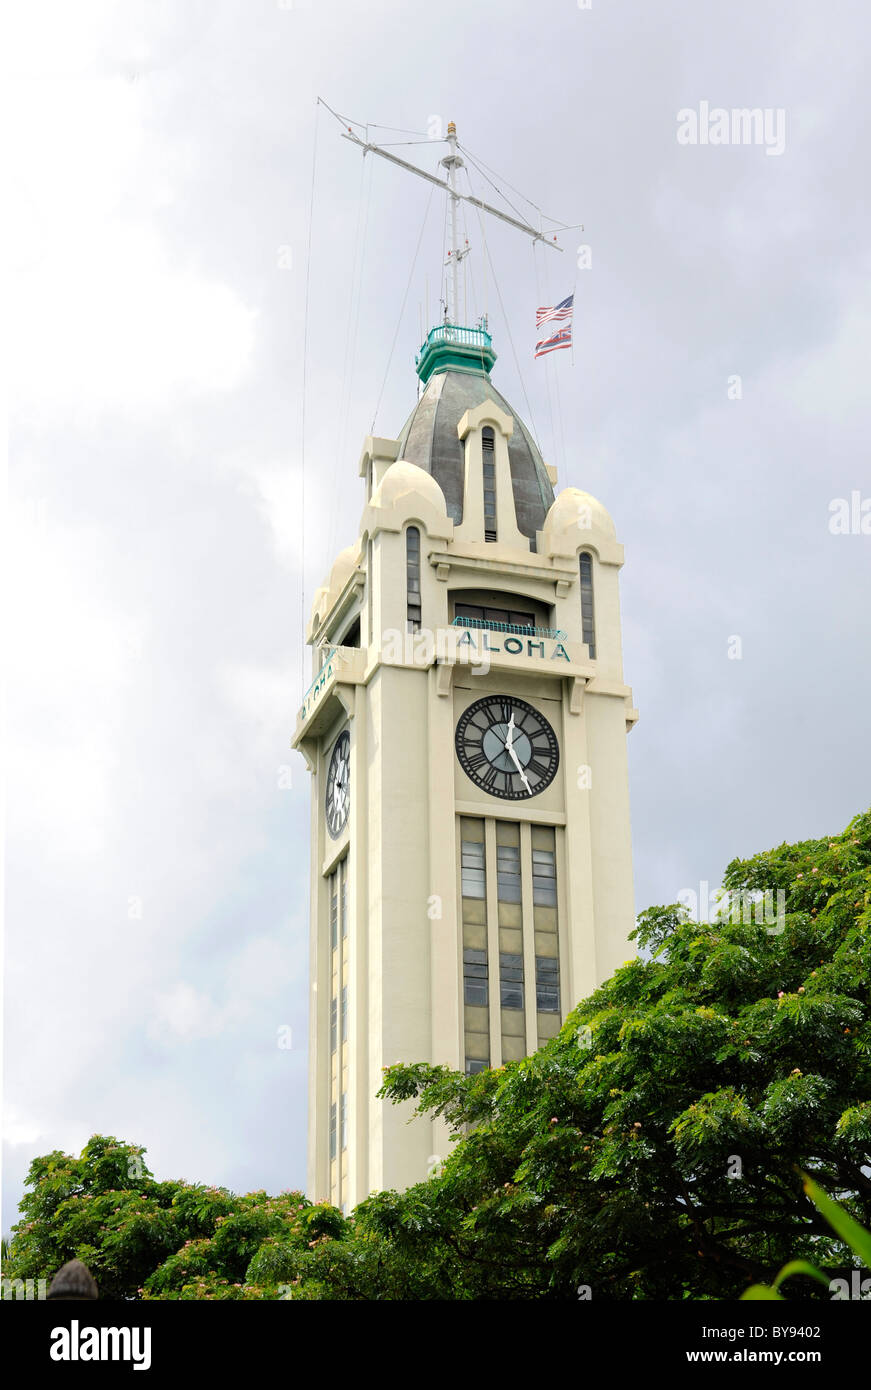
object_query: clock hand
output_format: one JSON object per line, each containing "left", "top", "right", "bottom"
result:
{"left": 506, "top": 742, "right": 532, "bottom": 793}
{"left": 503, "top": 717, "right": 532, "bottom": 793}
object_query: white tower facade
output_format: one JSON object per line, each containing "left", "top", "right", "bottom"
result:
{"left": 293, "top": 328, "right": 638, "bottom": 1209}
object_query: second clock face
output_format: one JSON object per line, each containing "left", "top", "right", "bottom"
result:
{"left": 325, "top": 730, "right": 350, "bottom": 838}
{"left": 455, "top": 695, "right": 559, "bottom": 800}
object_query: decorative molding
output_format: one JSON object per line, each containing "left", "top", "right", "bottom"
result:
{"left": 435, "top": 662, "right": 454, "bottom": 698}
{"left": 568, "top": 676, "right": 586, "bottom": 715}
{"left": 294, "top": 739, "right": 318, "bottom": 773}
{"left": 427, "top": 548, "right": 574, "bottom": 586}
{"left": 453, "top": 799, "right": 567, "bottom": 826}
{"left": 456, "top": 400, "right": 514, "bottom": 440}
{"left": 357, "top": 435, "right": 400, "bottom": 479}
{"left": 335, "top": 687, "right": 356, "bottom": 720}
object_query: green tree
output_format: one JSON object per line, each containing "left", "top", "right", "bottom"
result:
{"left": 5, "top": 809, "right": 869, "bottom": 1301}
{"left": 284, "top": 808, "right": 871, "bottom": 1299}
{"left": 2, "top": 1134, "right": 340, "bottom": 1300}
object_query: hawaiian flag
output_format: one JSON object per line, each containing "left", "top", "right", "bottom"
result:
{"left": 535, "top": 294, "right": 574, "bottom": 328}
{"left": 534, "top": 324, "right": 572, "bottom": 358}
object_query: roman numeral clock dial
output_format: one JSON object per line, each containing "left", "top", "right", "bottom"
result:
{"left": 325, "top": 730, "right": 350, "bottom": 838}
{"left": 455, "top": 696, "right": 559, "bottom": 800}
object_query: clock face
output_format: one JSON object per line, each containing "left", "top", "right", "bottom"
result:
{"left": 455, "top": 695, "right": 559, "bottom": 800}
{"left": 325, "top": 731, "right": 350, "bottom": 838}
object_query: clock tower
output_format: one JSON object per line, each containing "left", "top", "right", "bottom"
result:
{"left": 292, "top": 323, "right": 639, "bottom": 1210}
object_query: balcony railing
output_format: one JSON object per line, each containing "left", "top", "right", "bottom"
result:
{"left": 299, "top": 645, "right": 338, "bottom": 713}
{"left": 451, "top": 616, "right": 566, "bottom": 641}
{"left": 418, "top": 324, "right": 493, "bottom": 354}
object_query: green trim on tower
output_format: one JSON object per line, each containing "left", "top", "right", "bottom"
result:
{"left": 416, "top": 324, "right": 497, "bottom": 385}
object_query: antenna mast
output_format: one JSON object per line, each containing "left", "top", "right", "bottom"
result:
{"left": 442, "top": 121, "right": 464, "bottom": 324}
{"left": 339, "top": 118, "right": 565, "bottom": 327}
{"left": 325, "top": 102, "right": 578, "bottom": 383}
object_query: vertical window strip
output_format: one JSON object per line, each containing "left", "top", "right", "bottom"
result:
{"left": 461, "top": 839, "right": 486, "bottom": 899}
{"left": 482, "top": 428, "right": 496, "bottom": 541}
{"left": 463, "top": 947, "right": 488, "bottom": 1006}
{"left": 341, "top": 985, "right": 348, "bottom": 1044}
{"left": 532, "top": 848, "right": 557, "bottom": 906}
{"left": 496, "top": 842, "right": 521, "bottom": 902}
{"left": 329, "top": 1101, "right": 337, "bottom": 1161}
{"left": 460, "top": 816, "right": 489, "bottom": 1072}
{"left": 341, "top": 1092, "right": 348, "bottom": 1151}
{"left": 535, "top": 956, "right": 560, "bottom": 1013}
{"left": 499, "top": 952, "right": 524, "bottom": 1009}
{"left": 329, "top": 873, "right": 338, "bottom": 951}
{"left": 406, "top": 526, "right": 421, "bottom": 632}
{"left": 330, "top": 996, "right": 337, "bottom": 1053}
{"left": 579, "top": 552, "right": 596, "bottom": 659}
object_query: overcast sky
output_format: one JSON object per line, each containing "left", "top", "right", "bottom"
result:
{"left": 4, "top": 0, "right": 869, "bottom": 1235}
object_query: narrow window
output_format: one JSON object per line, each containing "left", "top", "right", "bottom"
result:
{"left": 341, "top": 984, "right": 348, "bottom": 1044}
{"left": 463, "top": 947, "right": 489, "bottom": 1006}
{"left": 341, "top": 1092, "right": 348, "bottom": 1151}
{"left": 461, "top": 838, "right": 486, "bottom": 899}
{"left": 329, "top": 874, "right": 338, "bottom": 951}
{"left": 465, "top": 1058, "right": 488, "bottom": 1075}
{"left": 329, "top": 1101, "right": 337, "bottom": 1160}
{"left": 330, "top": 996, "right": 337, "bottom": 1053}
{"left": 406, "top": 526, "right": 421, "bottom": 632}
{"left": 496, "top": 841, "right": 521, "bottom": 903}
{"left": 579, "top": 552, "right": 596, "bottom": 659}
{"left": 453, "top": 601, "right": 536, "bottom": 631}
{"left": 500, "top": 953, "right": 524, "bottom": 1010}
{"left": 535, "top": 956, "right": 560, "bottom": 1013}
{"left": 341, "top": 864, "right": 348, "bottom": 938}
{"left": 532, "top": 847, "right": 557, "bottom": 906}
{"left": 340, "top": 616, "right": 360, "bottom": 648}
{"left": 482, "top": 428, "right": 497, "bottom": 541}
{"left": 508, "top": 610, "right": 535, "bottom": 631}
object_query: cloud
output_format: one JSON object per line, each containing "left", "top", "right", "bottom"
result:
{"left": 5, "top": 504, "right": 141, "bottom": 857}
{"left": 11, "top": 221, "right": 257, "bottom": 422}
{"left": 228, "top": 460, "right": 305, "bottom": 570}
{"left": 9, "top": 24, "right": 256, "bottom": 423}
{"left": 149, "top": 983, "right": 241, "bottom": 1044}
{"left": 3, "top": 1105, "right": 44, "bottom": 1149}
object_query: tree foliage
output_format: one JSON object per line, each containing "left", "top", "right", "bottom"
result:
{"left": 4, "top": 808, "right": 870, "bottom": 1300}
{"left": 2, "top": 1134, "right": 339, "bottom": 1300}
{"left": 290, "top": 808, "right": 871, "bottom": 1299}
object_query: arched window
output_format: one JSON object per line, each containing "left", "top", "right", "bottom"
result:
{"left": 482, "top": 427, "right": 496, "bottom": 541}
{"left": 406, "top": 526, "right": 421, "bottom": 632}
{"left": 579, "top": 552, "right": 596, "bottom": 659}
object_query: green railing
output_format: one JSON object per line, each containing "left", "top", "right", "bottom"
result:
{"left": 451, "top": 616, "right": 566, "bottom": 641}
{"left": 418, "top": 324, "right": 492, "bottom": 353}
{"left": 299, "top": 645, "right": 338, "bottom": 718}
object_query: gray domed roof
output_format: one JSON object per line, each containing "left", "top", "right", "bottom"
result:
{"left": 395, "top": 368, "right": 554, "bottom": 542}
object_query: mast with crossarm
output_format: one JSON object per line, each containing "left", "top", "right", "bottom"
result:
{"left": 339, "top": 118, "right": 569, "bottom": 330}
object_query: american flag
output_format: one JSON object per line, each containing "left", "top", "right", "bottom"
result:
{"left": 536, "top": 293, "right": 574, "bottom": 328}
{"left": 534, "top": 324, "right": 572, "bottom": 359}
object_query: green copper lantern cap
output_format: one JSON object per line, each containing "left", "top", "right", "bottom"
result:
{"left": 415, "top": 323, "right": 497, "bottom": 385}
